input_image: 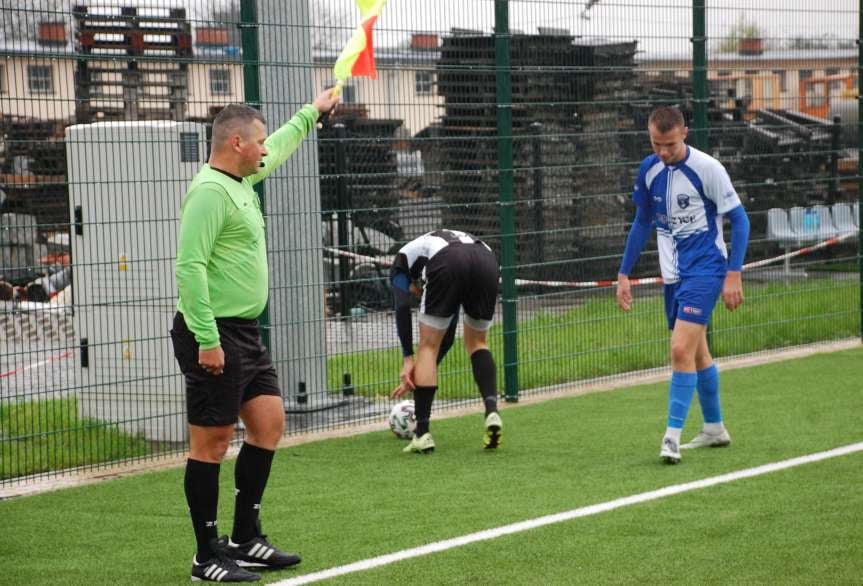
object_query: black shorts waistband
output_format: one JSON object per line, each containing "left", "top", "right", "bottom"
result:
{"left": 176, "top": 312, "right": 259, "bottom": 328}
{"left": 215, "top": 316, "right": 259, "bottom": 327}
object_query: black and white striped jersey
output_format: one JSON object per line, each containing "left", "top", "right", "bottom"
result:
{"left": 390, "top": 229, "right": 490, "bottom": 282}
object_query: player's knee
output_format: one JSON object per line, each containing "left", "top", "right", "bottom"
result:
{"left": 465, "top": 337, "right": 488, "bottom": 354}
{"left": 208, "top": 437, "right": 231, "bottom": 461}
{"left": 670, "top": 339, "right": 694, "bottom": 365}
{"left": 271, "top": 417, "right": 285, "bottom": 439}
{"left": 246, "top": 418, "right": 284, "bottom": 449}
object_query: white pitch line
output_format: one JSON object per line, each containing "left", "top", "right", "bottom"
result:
{"left": 274, "top": 442, "right": 863, "bottom": 586}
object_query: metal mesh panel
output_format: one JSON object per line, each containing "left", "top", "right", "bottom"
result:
{"left": 0, "top": 0, "right": 860, "bottom": 487}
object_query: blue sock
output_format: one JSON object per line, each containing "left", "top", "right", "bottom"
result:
{"left": 696, "top": 364, "right": 722, "bottom": 424}
{"left": 667, "top": 371, "right": 698, "bottom": 429}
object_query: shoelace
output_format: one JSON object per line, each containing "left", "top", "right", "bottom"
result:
{"left": 209, "top": 547, "right": 243, "bottom": 571}
{"left": 247, "top": 533, "right": 274, "bottom": 549}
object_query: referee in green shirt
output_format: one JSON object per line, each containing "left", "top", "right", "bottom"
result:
{"left": 170, "top": 89, "right": 339, "bottom": 583}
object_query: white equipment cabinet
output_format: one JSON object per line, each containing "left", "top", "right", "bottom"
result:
{"left": 67, "top": 121, "right": 206, "bottom": 442}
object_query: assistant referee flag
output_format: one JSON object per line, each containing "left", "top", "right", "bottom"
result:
{"left": 333, "top": 0, "right": 387, "bottom": 83}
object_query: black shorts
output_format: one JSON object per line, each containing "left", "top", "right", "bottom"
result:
{"left": 170, "top": 312, "right": 281, "bottom": 427}
{"left": 422, "top": 243, "right": 499, "bottom": 322}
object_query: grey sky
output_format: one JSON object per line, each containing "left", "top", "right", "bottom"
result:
{"left": 3, "top": 1, "right": 857, "bottom": 57}
{"left": 315, "top": 0, "right": 858, "bottom": 57}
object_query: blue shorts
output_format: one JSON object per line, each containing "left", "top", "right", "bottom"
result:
{"left": 663, "top": 276, "right": 724, "bottom": 330}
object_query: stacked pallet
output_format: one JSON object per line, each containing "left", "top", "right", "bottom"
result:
{"left": 736, "top": 109, "right": 835, "bottom": 207}
{"left": 0, "top": 117, "right": 69, "bottom": 232}
{"left": 317, "top": 110, "right": 403, "bottom": 243}
{"left": 73, "top": 5, "right": 191, "bottom": 122}
{"left": 435, "top": 34, "right": 639, "bottom": 280}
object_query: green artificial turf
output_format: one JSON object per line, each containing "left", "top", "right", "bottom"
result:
{"left": 3, "top": 347, "right": 861, "bottom": 584}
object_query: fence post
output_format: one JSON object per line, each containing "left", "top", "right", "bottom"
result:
{"left": 691, "top": 0, "right": 708, "bottom": 151}
{"left": 334, "top": 123, "right": 352, "bottom": 318}
{"left": 691, "top": 0, "right": 715, "bottom": 351}
{"left": 858, "top": 0, "right": 862, "bottom": 341}
{"left": 240, "top": 0, "right": 270, "bottom": 349}
{"left": 495, "top": 0, "right": 518, "bottom": 402}
{"left": 531, "top": 122, "right": 545, "bottom": 272}
{"left": 830, "top": 116, "right": 841, "bottom": 202}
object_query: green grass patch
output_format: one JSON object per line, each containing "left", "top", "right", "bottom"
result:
{"left": 2, "top": 348, "right": 862, "bottom": 585}
{"left": 329, "top": 278, "right": 860, "bottom": 398}
{"left": 0, "top": 397, "right": 151, "bottom": 480}
{"left": 331, "top": 455, "right": 863, "bottom": 585}
{"left": 807, "top": 261, "right": 860, "bottom": 273}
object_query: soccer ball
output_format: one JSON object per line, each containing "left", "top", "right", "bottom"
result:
{"left": 388, "top": 400, "right": 416, "bottom": 439}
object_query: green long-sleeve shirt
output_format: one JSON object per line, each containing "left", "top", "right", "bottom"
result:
{"left": 176, "top": 104, "right": 319, "bottom": 348}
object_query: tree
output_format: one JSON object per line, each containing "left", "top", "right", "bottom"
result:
{"left": 309, "top": 1, "right": 354, "bottom": 50}
{"left": 718, "top": 13, "right": 763, "bottom": 54}
{"left": 0, "top": 0, "right": 68, "bottom": 43}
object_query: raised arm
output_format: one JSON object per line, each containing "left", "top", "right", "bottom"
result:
{"left": 248, "top": 89, "right": 340, "bottom": 185}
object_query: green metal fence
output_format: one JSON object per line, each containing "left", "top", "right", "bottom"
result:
{"left": 0, "top": 0, "right": 860, "bottom": 487}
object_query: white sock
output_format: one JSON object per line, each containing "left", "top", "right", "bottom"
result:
{"left": 665, "top": 427, "right": 682, "bottom": 443}
{"left": 703, "top": 422, "right": 726, "bottom": 435}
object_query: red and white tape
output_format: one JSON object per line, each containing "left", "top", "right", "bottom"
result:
{"left": 324, "top": 230, "right": 858, "bottom": 290}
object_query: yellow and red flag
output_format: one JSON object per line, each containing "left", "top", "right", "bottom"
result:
{"left": 333, "top": 0, "right": 387, "bottom": 87}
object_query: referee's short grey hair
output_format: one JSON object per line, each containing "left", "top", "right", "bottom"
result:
{"left": 212, "top": 104, "right": 266, "bottom": 145}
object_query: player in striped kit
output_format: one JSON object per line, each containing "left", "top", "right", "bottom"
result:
{"left": 390, "top": 229, "right": 502, "bottom": 453}
{"left": 616, "top": 106, "right": 751, "bottom": 464}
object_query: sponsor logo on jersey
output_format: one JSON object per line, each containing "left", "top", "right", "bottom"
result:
{"left": 683, "top": 306, "right": 703, "bottom": 316}
{"left": 653, "top": 195, "right": 663, "bottom": 203}
{"left": 677, "top": 194, "right": 690, "bottom": 209}
{"left": 658, "top": 213, "right": 697, "bottom": 226}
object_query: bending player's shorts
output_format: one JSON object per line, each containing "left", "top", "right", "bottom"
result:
{"left": 664, "top": 275, "right": 725, "bottom": 330}
{"left": 170, "top": 312, "right": 281, "bottom": 426}
{"left": 419, "top": 242, "right": 499, "bottom": 331}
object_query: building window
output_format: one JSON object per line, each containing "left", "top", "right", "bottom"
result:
{"left": 27, "top": 65, "right": 53, "bottom": 93}
{"left": 415, "top": 71, "right": 434, "bottom": 95}
{"left": 805, "top": 83, "right": 825, "bottom": 108}
{"left": 800, "top": 69, "right": 813, "bottom": 81}
{"left": 772, "top": 70, "right": 786, "bottom": 93}
{"left": 763, "top": 78, "right": 774, "bottom": 101}
{"left": 826, "top": 68, "right": 840, "bottom": 76}
{"left": 0, "top": 64, "right": 5, "bottom": 93}
{"left": 209, "top": 69, "right": 231, "bottom": 96}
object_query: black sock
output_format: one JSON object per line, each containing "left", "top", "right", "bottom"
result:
{"left": 185, "top": 459, "right": 221, "bottom": 562}
{"left": 471, "top": 349, "right": 498, "bottom": 416}
{"left": 231, "top": 442, "right": 275, "bottom": 544}
{"left": 413, "top": 385, "right": 437, "bottom": 437}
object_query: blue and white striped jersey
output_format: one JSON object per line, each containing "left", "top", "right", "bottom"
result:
{"left": 633, "top": 146, "right": 742, "bottom": 283}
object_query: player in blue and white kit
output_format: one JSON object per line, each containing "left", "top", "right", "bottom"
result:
{"left": 389, "top": 229, "right": 502, "bottom": 453}
{"left": 616, "top": 106, "right": 750, "bottom": 464}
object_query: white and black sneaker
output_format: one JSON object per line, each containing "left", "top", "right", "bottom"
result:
{"left": 681, "top": 429, "right": 731, "bottom": 449}
{"left": 227, "top": 532, "right": 301, "bottom": 570}
{"left": 192, "top": 537, "right": 260, "bottom": 582}
{"left": 660, "top": 437, "right": 681, "bottom": 465}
